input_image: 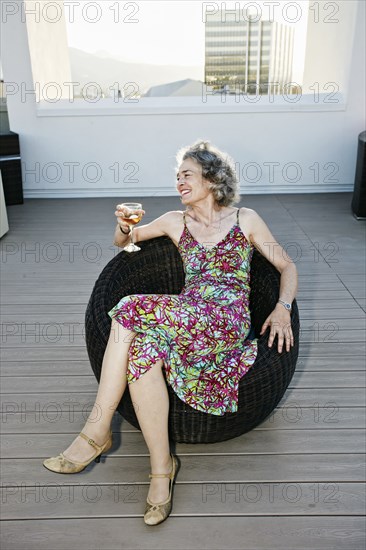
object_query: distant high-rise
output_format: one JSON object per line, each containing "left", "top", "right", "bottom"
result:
{"left": 205, "top": 9, "right": 295, "bottom": 94}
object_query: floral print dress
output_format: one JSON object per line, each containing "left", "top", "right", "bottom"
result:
{"left": 108, "top": 208, "right": 258, "bottom": 416}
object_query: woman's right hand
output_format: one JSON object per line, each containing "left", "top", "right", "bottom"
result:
{"left": 114, "top": 204, "right": 131, "bottom": 235}
{"left": 115, "top": 204, "right": 145, "bottom": 233}
{"left": 115, "top": 204, "right": 131, "bottom": 234}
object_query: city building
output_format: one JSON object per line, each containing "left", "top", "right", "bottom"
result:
{"left": 205, "top": 9, "right": 295, "bottom": 95}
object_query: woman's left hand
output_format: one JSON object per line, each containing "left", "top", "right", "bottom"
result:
{"left": 260, "top": 305, "right": 294, "bottom": 353}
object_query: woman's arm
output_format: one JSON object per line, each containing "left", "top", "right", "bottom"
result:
{"left": 240, "top": 208, "right": 298, "bottom": 353}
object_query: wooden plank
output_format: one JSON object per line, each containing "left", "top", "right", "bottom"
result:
{"left": 1, "top": 355, "right": 364, "bottom": 376}
{"left": 299, "top": 318, "right": 365, "bottom": 331}
{"left": 0, "top": 411, "right": 138, "bottom": 434}
{"left": 1, "top": 304, "right": 88, "bottom": 315}
{"left": 296, "top": 299, "right": 364, "bottom": 309}
{"left": 298, "top": 343, "right": 366, "bottom": 356}
{"left": 289, "top": 371, "right": 366, "bottom": 388}
{"left": 1, "top": 371, "right": 365, "bottom": 393}
{"left": 0, "top": 347, "right": 89, "bottom": 361}
{"left": 1, "top": 482, "right": 364, "bottom": 520}
{"left": 2, "top": 389, "right": 364, "bottom": 409}
{"left": 2, "top": 342, "right": 366, "bottom": 366}
{"left": 1, "top": 407, "right": 364, "bottom": 433}
{"left": 2, "top": 328, "right": 365, "bottom": 347}
{"left": 5, "top": 313, "right": 364, "bottom": 331}
{"left": 0, "top": 271, "right": 344, "bottom": 285}
{"left": 296, "top": 356, "right": 366, "bottom": 371}
{"left": 0, "top": 361, "right": 91, "bottom": 376}
{"left": 1, "top": 430, "right": 365, "bottom": 459}
{"left": 1, "top": 517, "right": 365, "bottom": 550}
{"left": 0, "top": 296, "right": 90, "bottom": 305}
{"left": 2, "top": 287, "right": 355, "bottom": 298}
{"left": 2, "top": 308, "right": 363, "bottom": 322}
{"left": 2, "top": 284, "right": 353, "bottom": 297}
{"left": 3, "top": 269, "right": 343, "bottom": 283}
{"left": 1, "top": 454, "right": 364, "bottom": 484}
{"left": 0, "top": 375, "right": 98, "bottom": 393}
{"left": 298, "top": 309, "right": 365, "bottom": 320}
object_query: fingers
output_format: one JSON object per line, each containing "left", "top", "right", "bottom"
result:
{"left": 115, "top": 206, "right": 127, "bottom": 217}
{"left": 115, "top": 208, "right": 145, "bottom": 225}
{"left": 267, "top": 321, "right": 294, "bottom": 353}
{"left": 260, "top": 317, "right": 270, "bottom": 335}
{"left": 115, "top": 205, "right": 145, "bottom": 215}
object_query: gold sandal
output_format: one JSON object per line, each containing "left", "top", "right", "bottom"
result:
{"left": 144, "top": 454, "right": 179, "bottom": 526}
{"left": 43, "top": 430, "right": 113, "bottom": 474}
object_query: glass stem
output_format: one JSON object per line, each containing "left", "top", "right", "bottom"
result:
{"left": 130, "top": 226, "right": 134, "bottom": 247}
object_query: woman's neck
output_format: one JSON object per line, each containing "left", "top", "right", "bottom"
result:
{"left": 186, "top": 199, "right": 225, "bottom": 227}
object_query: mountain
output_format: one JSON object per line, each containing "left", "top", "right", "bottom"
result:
{"left": 69, "top": 47, "right": 204, "bottom": 96}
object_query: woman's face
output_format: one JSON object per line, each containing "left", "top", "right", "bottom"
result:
{"left": 176, "top": 158, "right": 212, "bottom": 205}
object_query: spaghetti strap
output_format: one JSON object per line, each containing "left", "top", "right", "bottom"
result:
{"left": 182, "top": 211, "right": 186, "bottom": 225}
{"left": 236, "top": 208, "right": 240, "bottom": 224}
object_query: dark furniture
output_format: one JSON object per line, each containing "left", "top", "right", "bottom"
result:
{"left": 0, "top": 131, "right": 23, "bottom": 205}
{"left": 351, "top": 131, "right": 366, "bottom": 219}
{"left": 85, "top": 237, "right": 300, "bottom": 444}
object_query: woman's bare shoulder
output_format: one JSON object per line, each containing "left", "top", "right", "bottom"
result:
{"left": 238, "top": 206, "right": 258, "bottom": 217}
{"left": 157, "top": 210, "right": 184, "bottom": 228}
{"left": 238, "top": 207, "right": 264, "bottom": 226}
{"left": 238, "top": 207, "right": 262, "bottom": 243}
{"left": 163, "top": 210, "right": 185, "bottom": 220}
{"left": 132, "top": 210, "right": 183, "bottom": 244}
{"left": 158, "top": 210, "right": 185, "bottom": 246}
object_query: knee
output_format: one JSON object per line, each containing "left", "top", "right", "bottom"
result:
{"left": 129, "top": 359, "right": 164, "bottom": 386}
{"left": 110, "top": 318, "right": 136, "bottom": 344}
{"left": 147, "top": 359, "right": 164, "bottom": 376}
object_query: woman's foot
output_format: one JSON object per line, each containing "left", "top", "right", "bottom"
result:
{"left": 147, "top": 454, "right": 174, "bottom": 503}
{"left": 43, "top": 425, "right": 113, "bottom": 474}
{"left": 61, "top": 424, "right": 111, "bottom": 463}
{"left": 144, "top": 454, "right": 179, "bottom": 526}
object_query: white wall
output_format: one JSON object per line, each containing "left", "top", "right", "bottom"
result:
{"left": 1, "top": 0, "right": 365, "bottom": 198}
{"left": 24, "top": 0, "right": 72, "bottom": 101}
{"left": 302, "top": 0, "right": 359, "bottom": 94}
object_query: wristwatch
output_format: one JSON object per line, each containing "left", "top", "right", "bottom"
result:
{"left": 278, "top": 299, "right": 292, "bottom": 312}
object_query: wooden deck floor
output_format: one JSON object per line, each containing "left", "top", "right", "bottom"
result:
{"left": 1, "top": 193, "right": 365, "bottom": 549}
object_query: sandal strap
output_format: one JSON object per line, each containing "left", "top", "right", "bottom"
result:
{"left": 79, "top": 432, "right": 102, "bottom": 451}
{"left": 149, "top": 473, "right": 171, "bottom": 479}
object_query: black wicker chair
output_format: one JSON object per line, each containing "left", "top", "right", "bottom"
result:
{"left": 85, "top": 237, "right": 300, "bottom": 444}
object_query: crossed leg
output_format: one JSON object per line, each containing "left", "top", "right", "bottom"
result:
{"left": 61, "top": 318, "right": 172, "bottom": 503}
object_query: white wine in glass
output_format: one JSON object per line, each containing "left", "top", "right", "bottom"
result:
{"left": 119, "top": 202, "right": 143, "bottom": 252}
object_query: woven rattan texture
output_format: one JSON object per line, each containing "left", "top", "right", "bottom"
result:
{"left": 85, "top": 237, "right": 300, "bottom": 443}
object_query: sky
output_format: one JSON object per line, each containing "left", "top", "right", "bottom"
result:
{"left": 65, "top": 0, "right": 309, "bottom": 82}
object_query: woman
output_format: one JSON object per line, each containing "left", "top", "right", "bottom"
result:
{"left": 43, "top": 140, "right": 298, "bottom": 526}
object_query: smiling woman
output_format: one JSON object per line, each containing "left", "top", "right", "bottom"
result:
{"left": 43, "top": 139, "right": 298, "bottom": 527}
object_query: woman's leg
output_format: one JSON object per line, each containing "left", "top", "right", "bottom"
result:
{"left": 128, "top": 360, "right": 172, "bottom": 504}
{"left": 62, "top": 318, "right": 134, "bottom": 462}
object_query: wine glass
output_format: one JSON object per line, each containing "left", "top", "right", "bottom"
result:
{"left": 118, "top": 202, "right": 144, "bottom": 252}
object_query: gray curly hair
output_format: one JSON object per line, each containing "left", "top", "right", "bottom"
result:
{"left": 175, "top": 140, "right": 240, "bottom": 207}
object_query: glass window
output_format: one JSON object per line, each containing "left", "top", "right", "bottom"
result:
{"left": 62, "top": 1, "right": 310, "bottom": 99}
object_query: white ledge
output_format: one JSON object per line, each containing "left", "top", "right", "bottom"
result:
{"left": 23, "top": 183, "right": 353, "bottom": 199}
{"left": 35, "top": 93, "right": 347, "bottom": 117}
